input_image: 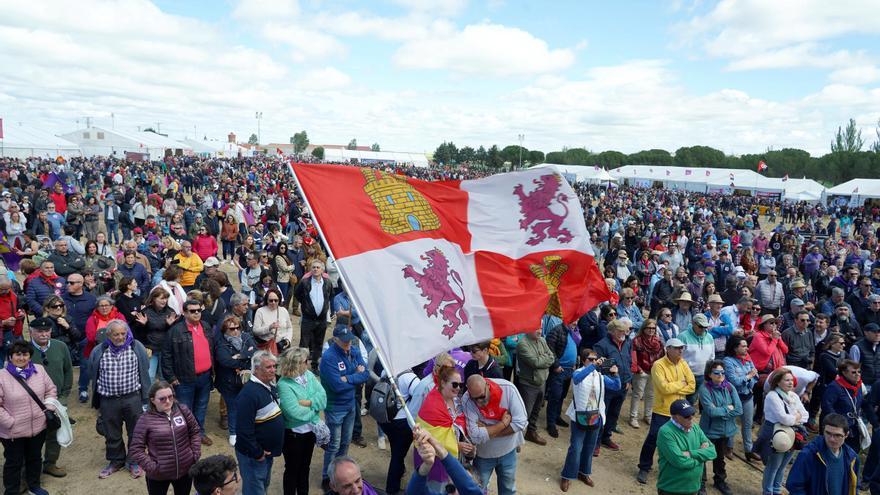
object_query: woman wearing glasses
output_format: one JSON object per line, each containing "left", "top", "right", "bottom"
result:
{"left": 41, "top": 295, "right": 82, "bottom": 351}
{"left": 630, "top": 320, "right": 664, "bottom": 428}
{"left": 254, "top": 289, "right": 293, "bottom": 355}
{"left": 129, "top": 381, "right": 202, "bottom": 495}
{"left": 213, "top": 315, "right": 256, "bottom": 447}
{"left": 697, "top": 360, "right": 742, "bottom": 495}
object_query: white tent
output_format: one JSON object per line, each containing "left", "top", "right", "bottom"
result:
{"left": 534, "top": 164, "right": 617, "bottom": 183}
{"left": 322, "top": 148, "right": 429, "bottom": 167}
{"left": 60, "top": 127, "right": 191, "bottom": 159}
{"left": 611, "top": 165, "right": 768, "bottom": 193}
{"left": 180, "top": 139, "right": 226, "bottom": 157}
{"left": 0, "top": 123, "right": 81, "bottom": 159}
{"left": 826, "top": 179, "right": 880, "bottom": 207}
{"left": 785, "top": 189, "right": 822, "bottom": 202}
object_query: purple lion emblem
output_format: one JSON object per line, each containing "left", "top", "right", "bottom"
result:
{"left": 513, "top": 173, "right": 573, "bottom": 246}
{"left": 402, "top": 248, "right": 469, "bottom": 339}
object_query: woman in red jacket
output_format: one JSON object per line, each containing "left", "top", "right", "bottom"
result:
{"left": 84, "top": 295, "right": 125, "bottom": 358}
{"left": 192, "top": 226, "right": 218, "bottom": 262}
{"left": 747, "top": 314, "right": 788, "bottom": 422}
{"left": 129, "top": 381, "right": 201, "bottom": 495}
{"left": 629, "top": 319, "right": 664, "bottom": 428}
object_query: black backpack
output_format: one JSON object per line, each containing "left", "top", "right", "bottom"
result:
{"left": 369, "top": 374, "right": 417, "bottom": 424}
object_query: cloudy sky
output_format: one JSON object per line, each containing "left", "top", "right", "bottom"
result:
{"left": 1, "top": 0, "right": 879, "bottom": 156}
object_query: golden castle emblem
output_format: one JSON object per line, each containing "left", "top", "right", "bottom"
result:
{"left": 362, "top": 168, "right": 440, "bottom": 235}
{"left": 529, "top": 255, "right": 568, "bottom": 317}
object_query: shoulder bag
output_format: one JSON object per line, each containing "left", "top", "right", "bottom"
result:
{"left": 11, "top": 373, "right": 62, "bottom": 430}
{"left": 575, "top": 371, "right": 603, "bottom": 429}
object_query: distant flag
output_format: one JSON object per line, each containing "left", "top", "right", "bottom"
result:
{"left": 42, "top": 172, "right": 76, "bottom": 194}
{"left": 666, "top": 169, "right": 670, "bottom": 176}
{"left": 594, "top": 165, "right": 600, "bottom": 171}
{"left": 649, "top": 168, "right": 653, "bottom": 173}
{"left": 729, "top": 173, "right": 735, "bottom": 181}
{"left": 685, "top": 169, "right": 692, "bottom": 176}
{"left": 854, "top": 187, "right": 860, "bottom": 193}
{"left": 0, "top": 118, "right": 3, "bottom": 139}
{"left": 0, "top": 238, "right": 21, "bottom": 272}
{"left": 757, "top": 160, "right": 768, "bottom": 172}
{"left": 782, "top": 174, "right": 789, "bottom": 182}
{"left": 705, "top": 170, "right": 711, "bottom": 176}
{"left": 276, "top": 147, "right": 284, "bottom": 156}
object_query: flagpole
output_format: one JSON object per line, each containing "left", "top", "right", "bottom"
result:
{"left": 287, "top": 161, "right": 418, "bottom": 427}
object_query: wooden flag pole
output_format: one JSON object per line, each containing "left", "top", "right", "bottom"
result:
{"left": 288, "top": 161, "right": 418, "bottom": 428}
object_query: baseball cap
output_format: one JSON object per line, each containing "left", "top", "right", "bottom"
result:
{"left": 30, "top": 317, "right": 54, "bottom": 330}
{"left": 691, "top": 313, "right": 710, "bottom": 328}
{"left": 790, "top": 298, "right": 805, "bottom": 307}
{"left": 204, "top": 257, "right": 220, "bottom": 267}
{"left": 332, "top": 324, "right": 356, "bottom": 343}
{"left": 670, "top": 399, "right": 696, "bottom": 418}
{"left": 664, "top": 338, "right": 685, "bottom": 349}
{"left": 865, "top": 323, "right": 880, "bottom": 333}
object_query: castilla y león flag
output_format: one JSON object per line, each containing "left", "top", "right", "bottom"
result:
{"left": 291, "top": 163, "right": 610, "bottom": 372}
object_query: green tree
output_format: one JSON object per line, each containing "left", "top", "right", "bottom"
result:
{"left": 475, "top": 145, "right": 488, "bottom": 166}
{"left": 545, "top": 151, "right": 566, "bottom": 163}
{"left": 290, "top": 131, "right": 309, "bottom": 154}
{"left": 371, "top": 143, "right": 380, "bottom": 152}
{"left": 433, "top": 142, "right": 458, "bottom": 164}
{"left": 347, "top": 139, "right": 358, "bottom": 150}
{"left": 673, "top": 146, "right": 725, "bottom": 168}
{"left": 458, "top": 146, "right": 476, "bottom": 164}
{"left": 596, "top": 150, "right": 626, "bottom": 169}
{"left": 311, "top": 146, "right": 324, "bottom": 160}
{"left": 500, "top": 145, "right": 527, "bottom": 167}
{"left": 626, "top": 149, "right": 673, "bottom": 166}
{"left": 831, "top": 118, "right": 864, "bottom": 153}
{"left": 487, "top": 145, "right": 504, "bottom": 168}
{"left": 871, "top": 118, "right": 880, "bottom": 153}
{"left": 564, "top": 148, "right": 593, "bottom": 165}
{"left": 528, "top": 150, "right": 545, "bottom": 164}
{"left": 248, "top": 133, "right": 259, "bottom": 145}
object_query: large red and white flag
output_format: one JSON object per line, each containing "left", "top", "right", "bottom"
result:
{"left": 757, "top": 160, "right": 768, "bottom": 172}
{"left": 291, "top": 163, "right": 610, "bottom": 372}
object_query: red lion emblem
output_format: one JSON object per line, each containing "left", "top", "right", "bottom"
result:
{"left": 513, "top": 174, "right": 573, "bottom": 246}
{"left": 402, "top": 248, "right": 469, "bottom": 339}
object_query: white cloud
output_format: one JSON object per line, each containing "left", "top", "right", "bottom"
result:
{"left": 393, "top": 23, "right": 576, "bottom": 76}
{"left": 677, "top": 0, "right": 880, "bottom": 70}
{"left": 830, "top": 65, "right": 880, "bottom": 85}
{"left": 232, "top": 0, "right": 299, "bottom": 22}
{"left": 295, "top": 67, "right": 352, "bottom": 90}
{"left": 389, "top": 0, "right": 468, "bottom": 17}
{"left": 261, "top": 23, "right": 347, "bottom": 61}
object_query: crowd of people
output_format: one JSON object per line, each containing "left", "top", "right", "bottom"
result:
{"left": 0, "top": 153, "right": 877, "bottom": 495}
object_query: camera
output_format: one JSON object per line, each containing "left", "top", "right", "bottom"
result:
{"left": 598, "top": 358, "right": 617, "bottom": 374}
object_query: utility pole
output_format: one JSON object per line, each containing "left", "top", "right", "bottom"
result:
{"left": 85, "top": 117, "right": 92, "bottom": 128}
{"left": 111, "top": 113, "right": 115, "bottom": 129}
{"left": 155, "top": 122, "right": 162, "bottom": 134}
{"left": 518, "top": 133, "right": 524, "bottom": 170}
{"left": 255, "top": 111, "right": 263, "bottom": 144}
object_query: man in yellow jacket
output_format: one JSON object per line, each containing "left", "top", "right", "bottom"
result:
{"left": 636, "top": 337, "right": 696, "bottom": 485}
{"left": 174, "top": 240, "right": 204, "bottom": 291}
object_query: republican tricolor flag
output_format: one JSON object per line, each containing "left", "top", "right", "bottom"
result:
{"left": 291, "top": 163, "right": 610, "bottom": 372}
{"left": 757, "top": 160, "right": 768, "bottom": 172}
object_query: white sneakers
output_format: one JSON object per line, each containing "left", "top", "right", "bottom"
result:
{"left": 378, "top": 436, "right": 387, "bottom": 450}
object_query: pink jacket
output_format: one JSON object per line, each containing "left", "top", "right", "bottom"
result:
{"left": 0, "top": 365, "right": 58, "bottom": 439}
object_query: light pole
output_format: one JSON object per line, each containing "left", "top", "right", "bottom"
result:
{"left": 518, "top": 133, "right": 524, "bottom": 170}
{"left": 255, "top": 111, "right": 263, "bottom": 145}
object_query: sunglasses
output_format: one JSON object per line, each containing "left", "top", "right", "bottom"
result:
{"left": 226, "top": 325, "right": 241, "bottom": 331}
{"left": 450, "top": 382, "right": 464, "bottom": 389}
{"left": 585, "top": 356, "right": 598, "bottom": 361}
{"left": 187, "top": 308, "right": 203, "bottom": 314}
{"left": 711, "top": 370, "right": 725, "bottom": 376}
{"left": 267, "top": 298, "right": 279, "bottom": 303}
{"left": 49, "top": 304, "right": 64, "bottom": 309}
{"left": 156, "top": 395, "right": 175, "bottom": 402}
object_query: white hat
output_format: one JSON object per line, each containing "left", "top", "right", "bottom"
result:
{"left": 204, "top": 257, "right": 220, "bottom": 267}
{"left": 771, "top": 424, "right": 795, "bottom": 452}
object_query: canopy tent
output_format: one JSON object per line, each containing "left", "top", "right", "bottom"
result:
{"left": 60, "top": 127, "right": 191, "bottom": 159}
{"left": 784, "top": 189, "right": 823, "bottom": 202}
{"left": 610, "top": 165, "right": 766, "bottom": 192}
{"left": 531, "top": 164, "right": 618, "bottom": 184}
{"left": 827, "top": 179, "right": 880, "bottom": 207}
{"left": 0, "top": 123, "right": 81, "bottom": 159}
{"left": 322, "top": 147, "right": 429, "bottom": 167}
{"left": 180, "top": 138, "right": 226, "bottom": 157}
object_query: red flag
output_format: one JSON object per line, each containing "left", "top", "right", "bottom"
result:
{"left": 291, "top": 163, "right": 610, "bottom": 372}
{"left": 0, "top": 118, "right": 3, "bottom": 139}
{"left": 782, "top": 174, "right": 788, "bottom": 181}
{"left": 276, "top": 147, "right": 284, "bottom": 156}
{"left": 757, "top": 160, "right": 768, "bottom": 172}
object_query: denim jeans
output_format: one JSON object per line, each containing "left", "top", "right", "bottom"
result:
{"left": 174, "top": 372, "right": 212, "bottom": 433}
{"left": 219, "top": 389, "right": 240, "bottom": 436}
{"left": 687, "top": 375, "right": 704, "bottom": 405}
{"left": 601, "top": 388, "right": 627, "bottom": 443}
{"left": 236, "top": 451, "right": 273, "bottom": 495}
{"left": 762, "top": 449, "right": 794, "bottom": 494}
{"left": 739, "top": 396, "right": 755, "bottom": 453}
{"left": 78, "top": 341, "right": 90, "bottom": 393}
{"left": 148, "top": 352, "right": 162, "bottom": 383}
{"left": 561, "top": 421, "right": 602, "bottom": 480}
{"left": 474, "top": 448, "right": 518, "bottom": 495}
{"left": 637, "top": 413, "right": 671, "bottom": 472}
{"left": 379, "top": 418, "right": 413, "bottom": 494}
{"left": 865, "top": 428, "right": 880, "bottom": 488}
{"left": 0, "top": 330, "right": 14, "bottom": 365}
{"left": 322, "top": 405, "right": 356, "bottom": 481}
{"left": 629, "top": 372, "right": 655, "bottom": 421}
{"left": 545, "top": 367, "right": 573, "bottom": 429}
{"left": 106, "top": 220, "right": 119, "bottom": 244}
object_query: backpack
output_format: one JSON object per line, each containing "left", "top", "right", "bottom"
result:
{"left": 369, "top": 374, "right": 416, "bottom": 424}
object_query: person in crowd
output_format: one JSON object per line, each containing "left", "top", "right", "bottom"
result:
{"left": 616, "top": 287, "right": 644, "bottom": 329}
{"left": 46, "top": 239, "right": 85, "bottom": 278}
{"left": 636, "top": 337, "right": 695, "bottom": 485}
{"left": 630, "top": 318, "right": 664, "bottom": 428}
{"left": 174, "top": 240, "right": 204, "bottom": 292}
{"left": 326, "top": 456, "right": 385, "bottom": 495}
{"left": 671, "top": 292, "right": 695, "bottom": 334}
{"left": 253, "top": 288, "right": 293, "bottom": 356}
{"left": 129, "top": 381, "right": 202, "bottom": 495}
{"left": 821, "top": 359, "right": 866, "bottom": 452}
{"left": 755, "top": 270, "right": 785, "bottom": 316}
{"left": 189, "top": 454, "right": 240, "bottom": 495}
{"left": 278, "top": 347, "right": 327, "bottom": 495}
{"left": 543, "top": 315, "right": 577, "bottom": 438}
{"left": 656, "top": 306, "right": 680, "bottom": 344}
{"left": 89, "top": 319, "right": 151, "bottom": 479}
{"left": 319, "top": 324, "right": 370, "bottom": 492}
{"left": 697, "top": 360, "right": 742, "bottom": 495}
{"left": 461, "top": 373, "right": 527, "bottom": 495}
{"left": 407, "top": 426, "right": 483, "bottom": 495}
{"left": 849, "top": 322, "right": 880, "bottom": 391}
{"left": 295, "top": 258, "right": 333, "bottom": 369}
{"left": 678, "top": 313, "right": 715, "bottom": 404}
{"left": 115, "top": 275, "right": 144, "bottom": 325}
{"left": 161, "top": 298, "right": 215, "bottom": 446}
{"left": 515, "top": 327, "right": 555, "bottom": 447}
{"left": 834, "top": 303, "right": 863, "bottom": 349}
{"left": 27, "top": 260, "right": 67, "bottom": 314}
{"left": 43, "top": 295, "right": 82, "bottom": 357}
{"left": 84, "top": 294, "right": 124, "bottom": 356}
{"left": 272, "top": 242, "right": 296, "bottom": 303}
{"left": 722, "top": 335, "right": 760, "bottom": 461}
{"left": 213, "top": 315, "right": 256, "bottom": 447}
{"left": 156, "top": 265, "right": 188, "bottom": 316}
{"left": 785, "top": 413, "right": 861, "bottom": 495}
{"left": 118, "top": 250, "right": 151, "bottom": 294}
{"left": 755, "top": 367, "right": 809, "bottom": 495}
{"left": 133, "top": 287, "right": 178, "bottom": 382}
{"left": 234, "top": 351, "right": 284, "bottom": 495}
{"left": 656, "top": 399, "right": 717, "bottom": 495}
{"left": 28, "top": 317, "right": 73, "bottom": 479}
{"left": 559, "top": 348, "right": 620, "bottom": 491}
{"left": 463, "top": 341, "right": 502, "bottom": 381}
{"left": 783, "top": 310, "right": 816, "bottom": 369}
{"left": 750, "top": 314, "right": 789, "bottom": 396}
{"left": 0, "top": 275, "right": 23, "bottom": 363}
{"left": 192, "top": 225, "right": 218, "bottom": 263}
{"left": 0, "top": 340, "right": 58, "bottom": 495}
{"left": 372, "top": 363, "right": 420, "bottom": 493}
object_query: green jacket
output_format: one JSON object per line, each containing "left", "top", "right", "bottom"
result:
{"left": 30, "top": 339, "right": 73, "bottom": 405}
{"left": 516, "top": 335, "right": 555, "bottom": 388}
{"left": 657, "top": 420, "right": 717, "bottom": 494}
{"left": 278, "top": 371, "right": 327, "bottom": 429}
{"left": 697, "top": 383, "right": 743, "bottom": 440}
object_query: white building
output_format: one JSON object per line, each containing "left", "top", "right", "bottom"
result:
{"left": 60, "top": 126, "right": 191, "bottom": 159}
{"left": 0, "top": 123, "right": 81, "bottom": 159}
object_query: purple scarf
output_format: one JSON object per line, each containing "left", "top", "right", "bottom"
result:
{"left": 361, "top": 481, "right": 380, "bottom": 495}
{"left": 5, "top": 361, "right": 37, "bottom": 381}
{"left": 108, "top": 330, "right": 134, "bottom": 355}
{"left": 706, "top": 377, "right": 733, "bottom": 393}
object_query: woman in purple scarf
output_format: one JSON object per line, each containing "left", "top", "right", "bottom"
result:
{"left": 0, "top": 340, "right": 58, "bottom": 495}
{"left": 697, "top": 359, "right": 743, "bottom": 495}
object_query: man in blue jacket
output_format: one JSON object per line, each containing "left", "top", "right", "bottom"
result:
{"left": 235, "top": 351, "right": 284, "bottom": 495}
{"left": 786, "top": 413, "right": 860, "bottom": 495}
{"left": 319, "top": 324, "right": 370, "bottom": 492}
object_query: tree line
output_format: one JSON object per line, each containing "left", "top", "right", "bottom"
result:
{"left": 434, "top": 118, "right": 880, "bottom": 186}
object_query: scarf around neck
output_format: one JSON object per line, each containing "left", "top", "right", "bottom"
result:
{"left": 108, "top": 330, "right": 134, "bottom": 355}
{"left": 476, "top": 378, "right": 508, "bottom": 421}
{"left": 834, "top": 375, "right": 862, "bottom": 395}
{"left": 226, "top": 334, "right": 243, "bottom": 351}
{"left": 5, "top": 361, "right": 37, "bottom": 380}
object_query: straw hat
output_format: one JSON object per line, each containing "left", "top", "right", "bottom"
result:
{"left": 789, "top": 279, "right": 807, "bottom": 289}
{"left": 771, "top": 425, "right": 795, "bottom": 452}
{"left": 674, "top": 292, "right": 694, "bottom": 303}
{"left": 707, "top": 294, "right": 724, "bottom": 304}
{"left": 758, "top": 314, "right": 778, "bottom": 327}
